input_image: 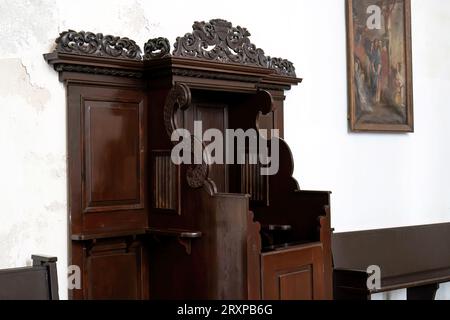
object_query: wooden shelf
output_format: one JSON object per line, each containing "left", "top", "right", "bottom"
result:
{"left": 71, "top": 228, "right": 202, "bottom": 241}
{"left": 71, "top": 229, "right": 147, "bottom": 241}
{"left": 146, "top": 228, "right": 202, "bottom": 239}
{"left": 147, "top": 228, "right": 202, "bottom": 255}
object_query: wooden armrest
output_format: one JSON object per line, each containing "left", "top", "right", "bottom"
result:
{"left": 146, "top": 228, "right": 202, "bottom": 239}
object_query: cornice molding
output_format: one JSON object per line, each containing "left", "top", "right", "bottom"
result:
{"left": 53, "top": 63, "right": 143, "bottom": 78}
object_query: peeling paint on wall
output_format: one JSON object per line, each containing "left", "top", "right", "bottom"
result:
{"left": 0, "top": 59, "right": 50, "bottom": 112}
{"left": 119, "top": 0, "right": 152, "bottom": 35}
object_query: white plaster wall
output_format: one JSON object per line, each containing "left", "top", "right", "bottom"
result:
{"left": 0, "top": 0, "right": 448, "bottom": 300}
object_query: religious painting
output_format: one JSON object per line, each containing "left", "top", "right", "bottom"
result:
{"left": 347, "top": 0, "right": 413, "bottom": 132}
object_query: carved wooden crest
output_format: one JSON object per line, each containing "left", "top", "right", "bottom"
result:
{"left": 49, "top": 20, "right": 297, "bottom": 78}
{"left": 173, "top": 19, "right": 296, "bottom": 77}
{"left": 55, "top": 30, "right": 142, "bottom": 60}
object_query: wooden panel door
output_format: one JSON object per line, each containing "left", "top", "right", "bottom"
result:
{"left": 261, "top": 243, "right": 326, "bottom": 300}
{"left": 83, "top": 100, "right": 143, "bottom": 213}
{"left": 72, "top": 238, "right": 148, "bottom": 300}
{"left": 67, "top": 85, "right": 147, "bottom": 234}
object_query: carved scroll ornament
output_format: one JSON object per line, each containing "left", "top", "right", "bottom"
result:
{"left": 163, "top": 83, "right": 209, "bottom": 189}
{"left": 50, "top": 20, "right": 297, "bottom": 78}
{"left": 55, "top": 30, "right": 142, "bottom": 60}
{"left": 163, "top": 83, "right": 192, "bottom": 138}
{"left": 144, "top": 37, "right": 171, "bottom": 60}
{"left": 173, "top": 19, "right": 296, "bottom": 77}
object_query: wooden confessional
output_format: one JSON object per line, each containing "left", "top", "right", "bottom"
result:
{"left": 44, "top": 19, "right": 332, "bottom": 300}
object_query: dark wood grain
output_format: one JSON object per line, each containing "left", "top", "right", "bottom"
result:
{"left": 261, "top": 242, "right": 325, "bottom": 300}
{"left": 0, "top": 255, "right": 59, "bottom": 300}
{"left": 333, "top": 223, "right": 450, "bottom": 300}
{"left": 45, "top": 20, "right": 332, "bottom": 300}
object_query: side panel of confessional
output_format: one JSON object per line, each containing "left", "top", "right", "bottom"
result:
{"left": 66, "top": 82, "right": 149, "bottom": 300}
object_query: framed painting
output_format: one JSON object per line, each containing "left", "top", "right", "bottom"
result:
{"left": 347, "top": 0, "right": 413, "bottom": 132}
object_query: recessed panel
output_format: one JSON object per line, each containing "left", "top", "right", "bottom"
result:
{"left": 152, "top": 152, "right": 179, "bottom": 213}
{"left": 83, "top": 100, "right": 144, "bottom": 212}
{"left": 279, "top": 267, "right": 313, "bottom": 300}
{"left": 86, "top": 240, "right": 144, "bottom": 300}
{"left": 195, "top": 104, "right": 228, "bottom": 192}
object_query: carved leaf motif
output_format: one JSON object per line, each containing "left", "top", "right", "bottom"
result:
{"left": 143, "top": 37, "right": 171, "bottom": 60}
{"left": 55, "top": 30, "right": 142, "bottom": 60}
{"left": 173, "top": 19, "right": 296, "bottom": 77}
{"left": 186, "top": 163, "right": 208, "bottom": 189}
{"left": 268, "top": 57, "right": 296, "bottom": 77}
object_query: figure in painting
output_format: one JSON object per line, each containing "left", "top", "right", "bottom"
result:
{"left": 354, "top": 58, "right": 372, "bottom": 113}
{"left": 393, "top": 62, "right": 405, "bottom": 107}
{"left": 369, "top": 39, "right": 382, "bottom": 103}
{"left": 382, "top": 1, "right": 396, "bottom": 37}
{"left": 380, "top": 40, "right": 389, "bottom": 95}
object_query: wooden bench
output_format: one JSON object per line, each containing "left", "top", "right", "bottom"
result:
{"left": 0, "top": 255, "right": 59, "bottom": 300}
{"left": 332, "top": 223, "right": 450, "bottom": 300}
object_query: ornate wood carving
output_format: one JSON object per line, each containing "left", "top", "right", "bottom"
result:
{"left": 55, "top": 30, "right": 142, "bottom": 60}
{"left": 53, "top": 64, "right": 143, "bottom": 78}
{"left": 163, "top": 83, "right": 211, "bottom": 189}
{"left": 163, "top": 83, "right": 192, "bottom": 137}
{"left": 173, "top": 19, "right": 296, "bottom": 77}
{"left": 267, "top": 58, "right": 297, "bottom": 78}
{"left": 186, "top": 160, "right": 209, "bottom": 189}
{"left": 144, "top": 37, "right": 171, "bottom": 60}
{"left": 46, "top": 25, "right": 302, "bottom": 85}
